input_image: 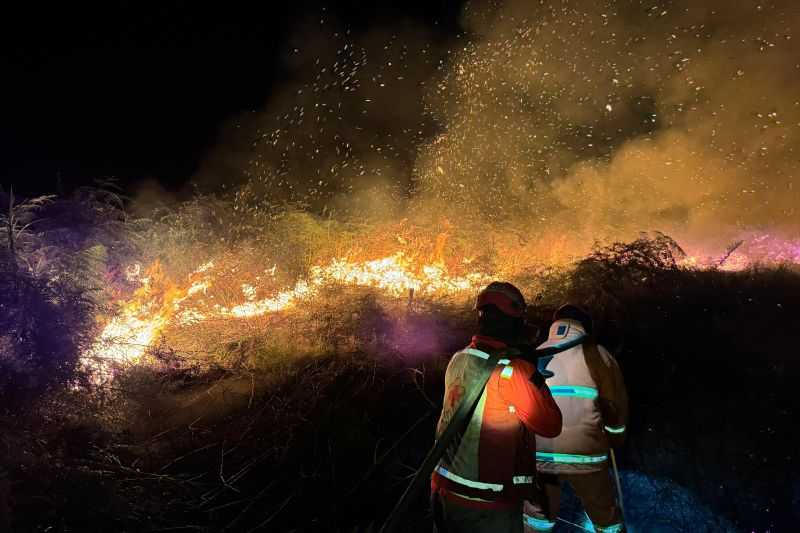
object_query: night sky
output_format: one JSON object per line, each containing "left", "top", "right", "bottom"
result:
{"left": 1, "top": 1, "right": 464, "bottom": 195}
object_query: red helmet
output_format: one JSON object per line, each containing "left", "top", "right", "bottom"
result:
{"left": 475, "top": 281, "right": 526, "bottom": 318}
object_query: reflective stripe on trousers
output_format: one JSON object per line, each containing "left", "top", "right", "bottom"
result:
{"left": 595, "top": 522, "right": 625, "bottom": 532}
{"left": 524, "top": 514, "right": 624, "bottom": 533}
{"left": 523, "top": 513, "right": 555, "bottom": 532}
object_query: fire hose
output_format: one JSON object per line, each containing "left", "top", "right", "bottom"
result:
{"left": 610, "top": 448, "right": 626, "bottom": 519}
{"left": 378, "top": 336, "right": 586, "bottom": 533}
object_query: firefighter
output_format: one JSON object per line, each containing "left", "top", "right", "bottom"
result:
{"left": 523, "top": 304, "right": 628, "bottom": 533}
{"left": 431, "top": 282, "right": 563, "bottom": 533}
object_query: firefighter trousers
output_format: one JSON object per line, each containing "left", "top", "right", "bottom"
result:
{"left": 522, "top": 466, "right": 624, "bottom": 532}
{"left": 432, "top": 493, "right": 524, "bottom": 533}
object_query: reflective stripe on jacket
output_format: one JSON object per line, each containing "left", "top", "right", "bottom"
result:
{"left": 432, "top": 335, "right": 563, "bottom": 509}
{"left": 535, "top": 320, "right": 629, "bottom": 474}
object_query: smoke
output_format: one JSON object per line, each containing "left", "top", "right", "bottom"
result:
{"left": 195, "top": 0, "right": 800, "bottom": 260}
{"left": 193, "top": 14, "right": 448, "bottom": 222}
{"left": 416, "top": 0, "right": 800, "bottom": 251}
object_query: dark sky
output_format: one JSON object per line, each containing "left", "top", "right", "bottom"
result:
{"left": 1, "top": 1, "right": 464, "bottom": 195}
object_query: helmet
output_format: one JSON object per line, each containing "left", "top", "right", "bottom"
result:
{"left": 475, "top": 281, "right": 526, "bottom": 318}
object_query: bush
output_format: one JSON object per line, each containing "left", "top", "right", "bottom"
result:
{"left": 0, "top": 186, "right": 131, "bottom": 408}
{"left": 530, "top": 235, "right": 800, "bottom": 531}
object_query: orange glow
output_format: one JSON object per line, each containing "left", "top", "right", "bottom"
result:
{"left": 85, "top": 247, "right": 490, "bottom": 369}
{"left": 84, "top": 228, "right": 798, "bottom": 376}
{"left": 85, "top": 260, "right": 215, "bottom": 369}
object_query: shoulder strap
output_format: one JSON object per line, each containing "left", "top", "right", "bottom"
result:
{"left": 379, "top": 348, "right": 505, "bottom": 533}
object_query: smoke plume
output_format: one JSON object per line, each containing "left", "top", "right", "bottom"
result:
{"left": 196, "top": 0, "right": 800, "bottom": 260}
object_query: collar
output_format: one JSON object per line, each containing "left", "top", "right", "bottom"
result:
{"left": 470, "top": 335, "right": 508, "bottom": 350}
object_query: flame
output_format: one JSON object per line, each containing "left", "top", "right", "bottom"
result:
{"left": 84, "top": 260, "right": 215, "bottom": 370}
{"left": 85, "top": 250, "right": 490, "bottom": 369}
{"left": 84, "top": 230, "right": 800, "bottom": 376}
{"left": 219, "top": 252, "right": 493, "bottom": 320}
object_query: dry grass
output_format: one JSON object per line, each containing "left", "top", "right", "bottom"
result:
{"left": 2, "top": 188, "right": 798, "bottom": 532}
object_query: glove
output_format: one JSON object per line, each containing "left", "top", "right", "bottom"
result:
{"left": 536, "top": 355, "right": 555, "bottom": 379}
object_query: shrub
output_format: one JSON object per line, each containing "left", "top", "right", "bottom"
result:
{"left": 0, "top": 186, "right": 131, "bottom": 408}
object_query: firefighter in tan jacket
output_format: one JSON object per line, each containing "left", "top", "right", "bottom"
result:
{"left": 523, "top": 305, "right": 628, "bottom": 533}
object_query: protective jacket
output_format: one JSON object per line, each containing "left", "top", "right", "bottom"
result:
{"left": 535, "top": 320, "right": 628, "bottom": 474}
{"left": 432, "top": 335, "right": 563, "bottom": 509}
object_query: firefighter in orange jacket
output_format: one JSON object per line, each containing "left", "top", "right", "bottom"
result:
{"left": 523, "top": 304, "right": 629, "bottom": 533}
{"left": 431, "top": 282, "right": 563, "bottom": 533}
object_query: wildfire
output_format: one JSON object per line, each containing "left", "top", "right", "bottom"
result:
{"left": 84, "top": 231, "right": 800, "bottom": 375}
{"left": 221, "top": 253, "right": 489, "bottom": 319}
{"left": 85, "top": 251, "right": 491, "bottom": 368}
{"left": 84, "top": 260, "right": 215, "bottom": 370}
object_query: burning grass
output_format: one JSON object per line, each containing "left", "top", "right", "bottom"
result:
{"left": 2, "top": 189, "right": 800, "bottom": 532}
{"left": 82, "top": 195, "right": 800, "bottom": 380}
